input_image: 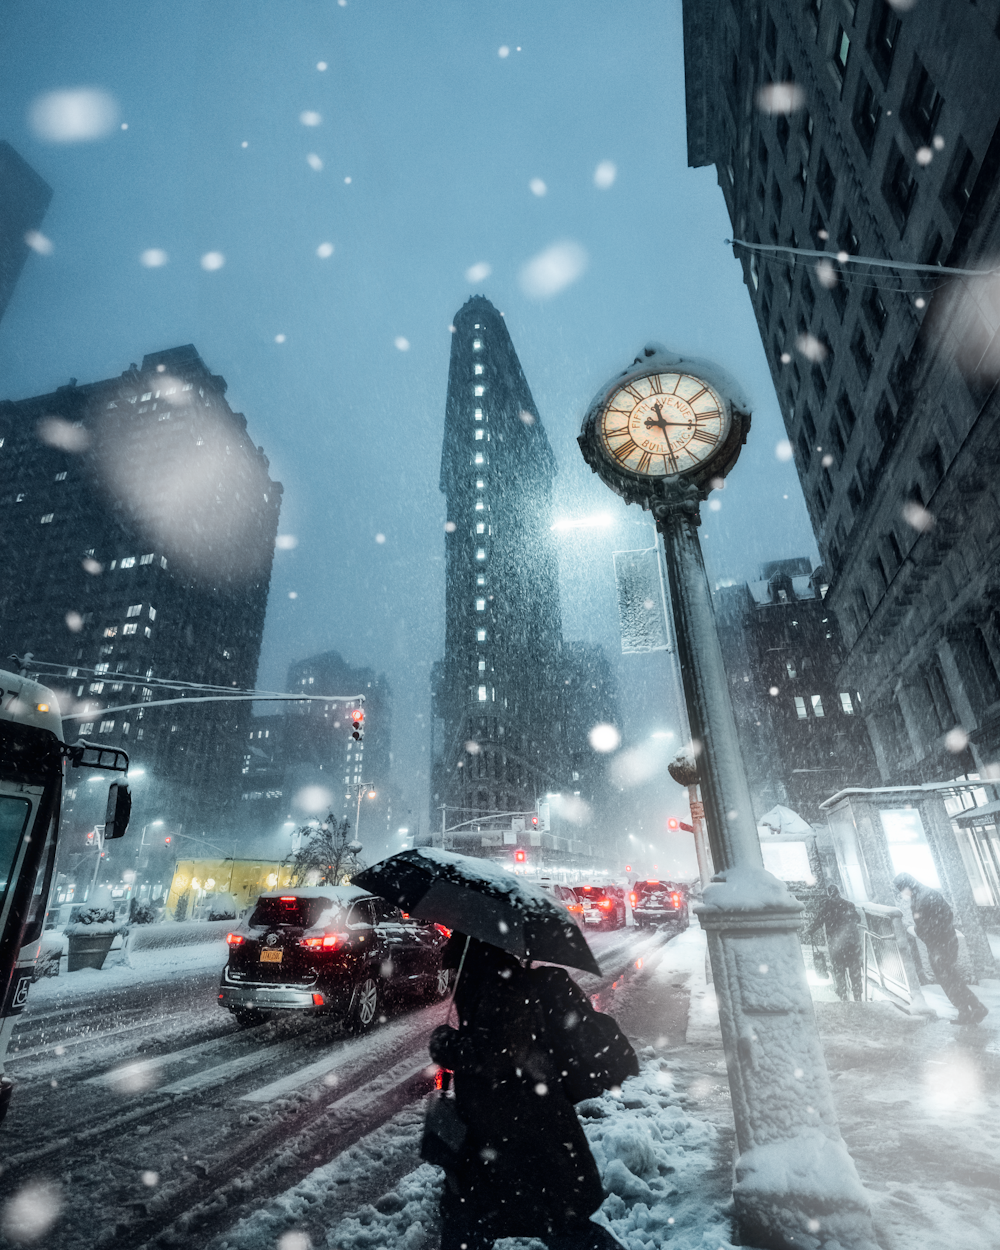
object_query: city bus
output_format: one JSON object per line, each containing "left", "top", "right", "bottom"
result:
{"left": 0, "top": 667, "right": 131, "bottom": 1126}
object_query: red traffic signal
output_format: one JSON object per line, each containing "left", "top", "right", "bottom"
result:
{"left": 351, "top": 708, "right": 365, "bottom": 741}
{"left": 667, "top": 816, "right": 680, "bottom": 831}
{"left": 530, "top": 815, "right": 539, "bottom": 828}
{"left": 164, "top": 835, "right": 172, "bottom": 845}
{"left": 514, "top": 849, "right": 526, "bottom": 863}
{"left": 625, "top": 864, "right": 631, "bottom": 873}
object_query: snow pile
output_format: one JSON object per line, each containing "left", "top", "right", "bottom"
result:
{"left": 698, "top": 865, "right": 801, "bottom": 915}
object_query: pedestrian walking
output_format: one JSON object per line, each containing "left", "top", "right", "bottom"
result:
{"left": 427, "top": 933, "right": 629, "bottom": 1250}
{"left": 892, "top": 873, "right": 989, "bottom": 1025}
{"left": 806, "top": 884, "right": 864, "bottom": 1002}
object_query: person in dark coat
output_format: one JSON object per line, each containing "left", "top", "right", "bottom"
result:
{"left": 893, "top": 873, "right": 989, "bottom": 1025}
{"left": 806, "top": 884, "right": 864, "bottom": 1001}
{"left": 428, "top": 934, "right": 619, "bottom": 1250}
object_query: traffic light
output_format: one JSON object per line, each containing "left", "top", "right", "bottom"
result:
{"left": 514, "top": 848, "right": 527, "bottom": 864}
{"left": 625, "top": 864, "right": 631, "bottom": 873}
{"left": 164, "top": 835, "right": 172, "bottom": 846}
{"left": 350, "top": 709, "right": 365, "bottom": 741}
{"left": 530, "top": 815, "right": 539, "bottom": 829}
{"left": 667, "top": 816, "right": 680, "bottom": 831}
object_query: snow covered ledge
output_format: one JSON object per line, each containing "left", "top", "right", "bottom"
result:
{"left": 697, "top": 867, "right": 880, "bottom": 1250}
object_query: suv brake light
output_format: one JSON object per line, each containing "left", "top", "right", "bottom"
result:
{"left": 597, "top": 898, "right": 613, "bottom": 909}
{"left": 671, "top": 892, "right": 682, "bottom": 908}
{"left": 299, "top": 933, "right": 342, "bottom": 950}
{"left": 433, "top": 923, "right": 452, "bottom": 938}
{"left": 226, "top": 933, "right": 245, "bottom": 946}
{"left": 629, "top": 892, "right": 637, "bottom": 907}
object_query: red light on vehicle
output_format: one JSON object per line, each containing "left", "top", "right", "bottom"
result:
{"left": 646, "top": 879, "right": 660, "bottom": 885}
{"left": 300, "top": 933, "right": 341, "bottom": 950}
{"left": 280, "top": 896, "right": 296, "bottom": 902}
{"left": 433, "top": 923, "right": 452, "bottom": 938}
{"left": 312, "top": 992, "right": 325, "bottom": 1006}
{"left": 434, "top": 1067, "right": 453, "bottom": 1091}
{"left": 568, "top": 903, "right": 583, "bottom": 913}
{"left": 598, "top": 898, "right": 613, "bottom": 909}
{"left": 629, "top": 892, "right": 637, "bottom": 908}
{"left": 226, "top": 933, "right": 244, "bottom": 946}
{"left": 514, "top": 849, "right": 526, "bottom": 863}
{"left": 625, "top": 864, "right": 631, "bottom": 872}
{"left": 667, "top": 817, "right": 680, "bottom": 831}
{"left": 671, "top": 892, "right": 682, "bottom": 908}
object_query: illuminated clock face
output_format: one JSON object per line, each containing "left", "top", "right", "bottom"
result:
{"left": 598, "top": 371, "right": 729, "bottom": 478}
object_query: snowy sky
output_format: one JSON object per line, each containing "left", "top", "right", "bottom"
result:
{"left": 0, "top": 0, "right": 817, "bottom": 863}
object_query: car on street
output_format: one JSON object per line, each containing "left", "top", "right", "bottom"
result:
{"left": 630, "top": 880, "right": 689, "bottom": 930}
{"left": 570, "top": 884, "right": 627, "bottom": 930}
{"left": 218, "top": 886, "right": 451, "bottom": 1029}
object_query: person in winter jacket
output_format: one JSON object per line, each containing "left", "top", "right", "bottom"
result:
{"left": 893, "top": 873, "right": 988, "bottom": 1025}
{"left": 428, "top": 933, "right": 621, "bottom": 1250}
{"left": 806, "top": 884, "right": 864, "bottom": 1001}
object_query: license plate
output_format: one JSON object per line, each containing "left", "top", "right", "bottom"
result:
{"left": 260, "top": 950, "right": 283, "bottom": 963}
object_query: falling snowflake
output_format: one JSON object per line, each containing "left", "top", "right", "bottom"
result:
{"left": 520, "top": 240, "right": 588, "bottom": 299}
{"left": 300, "top": 110, "right": 322, "bottom": 126}
{"left": 140, "top": 248, "right": 168, "bottom": 267}
{"left": 945, "top": 727, "right": 969, "bottom": 753}
{"left": 498, "top": 45, "right": 510, "bottom": 58}
{"left": 200, "top": 251, "right": 225, "bottom": 271}
{"left": 1, "top": 1179, "right": 63, "bottom": 1242}
{"left": 902, "top": 501, "right": 935, "bottom": 532}
{"left": 756, "top": 82, "right": 805, "bottom": 114}
{"left": 306, "top": 153, "right": 323, "bottom": 171}
{"left": 466, "top": 261, "right": 492, "bottom": 283}
{"left": 795, "top": 332, "right": 827, "bottom": 362}
{"left": 65, "top": 611, "right": 83, "bottom": 632}
{"left": 529, "top": 177, "right": 547, "bottom": 197}
{"left": 275, "top": 535, "right": 298, "bottom": 550}
{"left": 589, "top": 723, "right": 621, "bottom": 753}
{"left": 317, "top": 242, "right": 334, "bottom": 258}
{"left": 594, "top": 160, "right": 617, "bottom": 189}
{"left": 775, "top": 439, "right": 793, "bottom": 462}
{"left": 25, "top": 230, "right": 53, "bottom": 255}
{"left": 394, "top": 337, "right": 410, "bottom": 351}
{"left": 29, "top": 88, "right": 118, "bottom": 142}
{"left": 38, "top": 417, "right": 89, "bottom": 452}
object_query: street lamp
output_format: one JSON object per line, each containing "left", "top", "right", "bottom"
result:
{"left": 577, "top": 345, "right": 876, "bottom": 1250}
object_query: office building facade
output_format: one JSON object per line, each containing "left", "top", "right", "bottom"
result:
{"left": 684, "top": 0, "right": 1000, "bottom": 783}
{"left": 0, "top": 344, "right": 281, "bottom": 838}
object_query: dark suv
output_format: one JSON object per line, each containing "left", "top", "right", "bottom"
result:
{"left": 572, "top": 884, "right": 627, "bottom": 930}
{"left": 218, "top": 886, "right": 450, "bottom": 1028}
{"left": 630, "top": 880, "right": 689, "bottom": 930}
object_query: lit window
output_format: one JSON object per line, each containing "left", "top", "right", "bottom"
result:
{"left": 478, "top": 660, "right": 486, "bottom": 672}
{"left": 15, "top": 493, "right": 24, "bottom": 502}
{"left": 106, "top": 401, "right": 117, "bottom": 409}
{"left": 123, "top": 623, "right": 137, "bottom": 635}
{"left": 99, "top": 719, "right": 115, "bottom": 734}
{"left": 476, "top": 574, "right": 485, "bottom": 585}
{"left": 840, "top": 692, "right": 855, "bottom": 714}
{"left": 79, "top": 722, "right": 94, "bottom": 735}
{"left": 475, "top": 452, "right": 484, "bottom": 464}
{"left": 473, "top": 339, "right": 482, "bottom": 350}
{"left": 475, "top": 501, "right": 484, "bottom": 510}
{"left": 476, "top": 479, "right": 484, "bottom": 488}
{"left": 148, "top": 607, "right": 156, "bottom": 620}
{"left": 104, "top": 626, "right": 117, "bottom": 638}
{"left": 120, "top": 556, "right": 136, "bottom": 568}
{"left": 141, "top": 392, "right": 152, "bottom": 401}
{"left": 95, "top": 663, "right": 109, "bottom": 675}
{"left": 476, "top": 547, "right": 486, "bottom": 560}
{"left": 126, "top": 604, "right": 142, "bottom": 617}
{"left": 160, "top": 556, "right": 168, "bottom": 568}
{"left": 140, "top": 553, "right": 154, "bottom": 565}
{"left": 475, "top": 429, "right": 484, "bottom": 440}
{"left": 474, "top": 364, "right": 484, "bottom": 375}
{"left": 478, "top": 685, "right": 488, "bottom": 701}
{"left": 136, "top": 728, "right": 143, "bottom": 739}
{"left": 476, "top": 598, "right": 486, "bottom": 611}
{"left": 55, "top": 471, "right": 67, "bottom": 481}
{"left": 811, "top": 695, "right": 825, "bottom": 717}
{"left": 476, "top": 522, "right": 486, "bottom": 534}
{"left": 40, "top": 513, "right": 54, "bottom": 524}
{"left": 474, "top": 385, "right": 484, "bottom": 396}
{"left": 474, "top": 409, "right": 483, "bottom": 420}
{"left": 794, "top": 696, "right": 807, "bottom": 719}
{"left": 144, "top": 626, "right": 152, "bottom": 638}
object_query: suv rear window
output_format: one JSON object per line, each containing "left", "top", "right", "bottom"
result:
{"left": 249, "top": 895, "right": 337, "bottom": 929}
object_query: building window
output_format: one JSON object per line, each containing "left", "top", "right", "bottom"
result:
{"left": 839, "top": 693, "right": 855, "bottom": 714}
{"left": 475, "top": 501, "right": 484, "bottom": 510}
{"left": 478, "top": 685, "right": 488, "bottom": 702}
{"left": 140, "top": 553, "right": 154, "bottom": 564}
{"left": 40, "top": 513, "right": 54, "bottom": 524}
{"left": 79, "top": 722, "right": 94, "bottom": 735}
{"left": 474, "top": 408, "right": 483, "bottom": 420}
{"left": 476, "top": 598, "right": 486, "bottom": 611}
{"left": 474, "top": 452, "right": 484, "bottom": 464}
{"left": 148, "top": 607, "right": 156, "bottom": 620}
{"left": 120, "top": 556, "right": 136, "bottom": 568}
{"left": 104, "top": 626, "right": 117, "bottom": 638}
{"left": 851, "top": 327, "right": 874, "bottom": 383}
{"left": 478, "top": 659, "right": 486, "bottom": 672}
{"left": 474, "top": 364, "right": 483, "bottom": 375}
{"left": 54, "top": 471, "right": 67, "bottom": 481}
{"left": 884, "top": 144, "right": 917, "bottom": 230}
{"left": 864, "top": 287, "right": 889, "bottom": 336}
{"left": 902, "top": 60, "right": 944, "bottom": 147}
{"left": 475, "top": 429, "right": 484, "bottom": 440}
{"left": 794, "top": 696, "right": 808, "bottom": 719}
{"left": 474, "top": 385, "right": 484, "bottom": 396}
{"left": 126, "top": 604, "right": 142, "bottom": 617}
{"left": 473, "top": 339, "right": 482, "bottom": 350}
{"left": 144, "top": 626, "right": 152, "bottom": 638}
{"left": 99, "top": 719, "right": 115, "bottom": 734}
{"left": 811, "top": 694, "right": 825, "bottom": 717}
{"left": 852, "top": 77, "right": 879, "bottom": 158}
{"left": 816, "top": 152, "right": 836, "bottom": 211}
{"left": 476, "top": 547, "right": 486, "bottom": 560}
{"left": 946, "top": 140, "right": 978, "bottom": 218}
{"left": 123, "top": 623, "right": 137, "bottom": 635}
{"left": 833, "top": 26, "right": 850, "bottom": 82}
{"left": 476, "top": 522, "right": 485, "bottom": 534}
{"left": 477, "top": 629, "right": 486, "bottom": 642}
{"left": 868, "top": 0, "right": 901, "bottom": 86}
{"left": 477, "top": 574, "right": 485, "bottom": 585}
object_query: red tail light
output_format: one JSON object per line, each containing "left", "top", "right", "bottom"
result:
{"left": 671, "top": 892, "right": 682, "bottom": 908}
{"left": 434, "top": 1067, "right": 453, "bottom": 1091}
{"left": 598, "top": 898, "right": 613, "bottom": 909}
{"left": 433, "top": 923, "right": 452, "bottom": 938}
{"left": 312, "top": 992, "right": 325, "bottom": 1006}
{"left": 279, "top": 896, "right": 296, "bottom": 902}
{"left": 629, "top": 893, "right": 637, "bottom": 908}
{"left": 300, "top": 933, "right": 342, "bottom": 950}
{"left": 567, "top": 903, "right": 583, "bottom": 913}
{"left": 226, "top": 933, "right": 244, "bottom": 946}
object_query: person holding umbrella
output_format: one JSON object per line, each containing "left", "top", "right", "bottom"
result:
{"left": 354, "top": 848, "right": 635, "bottom": 1250}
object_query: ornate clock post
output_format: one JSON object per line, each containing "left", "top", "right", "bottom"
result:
{"left": 579, "top": 345, "right": 877, "bottom": 1250}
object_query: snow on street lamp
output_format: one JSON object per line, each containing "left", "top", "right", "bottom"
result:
{"left": 578, "top": 344, "right": 877, "bottom": 1250}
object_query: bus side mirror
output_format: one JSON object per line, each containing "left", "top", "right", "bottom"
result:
{"left": 105, "top": 782, "right": 132, "bottom": 839}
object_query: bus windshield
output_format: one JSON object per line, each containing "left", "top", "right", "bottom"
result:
{"left": 0, "top": 797, "right": 32, "bottom": 906}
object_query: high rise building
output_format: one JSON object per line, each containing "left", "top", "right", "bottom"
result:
{"left": 714, "top": 557, "right": 879, "bottom": 821}
{"left": 0, "top": 345, "right": 281, "bottom": 838}
{"left": 0, "top": 141, "right": 52, "bottom": 326}
{"left": 684, "top": 0, "right": 1000, "bottom": 784}
{"left": 431, "top": 296, "right": 573, "bottom": 832}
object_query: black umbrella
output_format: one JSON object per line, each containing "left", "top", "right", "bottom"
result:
{"left": 353, "top": 847, "right": 601, "bottom": 976}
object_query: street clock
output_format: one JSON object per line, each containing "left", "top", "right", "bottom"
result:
{"left": 577, "top": 344, "right": 751, "bottom": 505}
